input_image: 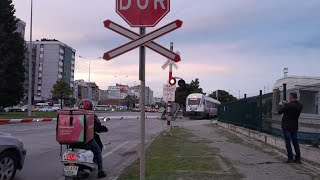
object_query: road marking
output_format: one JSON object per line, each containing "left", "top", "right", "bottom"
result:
{"left": 102, "top": 141, "right": 129, "bottom": 158}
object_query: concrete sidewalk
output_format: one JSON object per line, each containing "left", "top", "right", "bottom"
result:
{"left": 176, "top": 120, "right": 320, "bottom": 180}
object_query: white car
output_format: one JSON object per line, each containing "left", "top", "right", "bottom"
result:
{"left": 38, "top": 107, "right": 55, "bottom": 112}
{"left": 0, "top": 133, "right": 26, "bottom": 179}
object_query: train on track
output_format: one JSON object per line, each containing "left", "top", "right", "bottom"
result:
{"left": 185, "top": 93, "right": 221, "bottom": 119}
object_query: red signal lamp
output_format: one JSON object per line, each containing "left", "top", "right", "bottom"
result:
{"left": 169, "top": 78, "right": 176, "bottom": 86}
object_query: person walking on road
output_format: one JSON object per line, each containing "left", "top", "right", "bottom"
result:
{"left": 278, "top": 92, "right": 303, "bottom": 164}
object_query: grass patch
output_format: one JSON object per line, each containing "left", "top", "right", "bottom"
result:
{"left": 119, "top": 128, "right": 242, "bottom": 180}
{"left": 0, "top": 112, "right": 57, "bottom": 119}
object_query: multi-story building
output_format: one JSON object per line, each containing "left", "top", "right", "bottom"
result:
{"left": 107, "top": 84, "right": 130, "bottom": 100}
{"left": 73, "top": 80, "right": 100, "bottom": 105}
{"left": 99, "top": 90, "right": 109, "bottom": 102}
{"left": 131, "top": 85, "right": 154, "bottom": 105}
{"left": 24, "top": 39, "right": 76, "bottom": 103}
{"left": 16, "top": 19, "right": 26, "bottom": 39}
{"left": 154, "top": 97, "right": 163, "bottom": 104}
{"left": 87, "top": 82, "right": 99, "bottom": 104}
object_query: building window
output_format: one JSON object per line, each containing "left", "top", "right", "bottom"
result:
{"left": 60, "top": 48, "right": 64, "bottom": 54}
{"left": 39, "top": 73, "right": 42, "bottom": 78}
{"left": 40, "top": 54, "right": 44, "bottom": 58}
{"left": 37, "top": 86, "right": 41, "bottom": 90}
{"left": 60, "top": 55, "right": 64, "bottom": 60}
{"left": 300, "top": 90, "right": 318, "bottom": 114}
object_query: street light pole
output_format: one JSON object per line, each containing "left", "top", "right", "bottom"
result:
{"left": 79, "top": 56, "right": 101, "bottom": 102}
{"left": 79, "top": 56, "right": 101, "bottom": 83}
{"left": 27, "top": 0, "right": 33, "bottom": 117}
{"left": 89, "top": 59, "right": 92, "bottom": 82}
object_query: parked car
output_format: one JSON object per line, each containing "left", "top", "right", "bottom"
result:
{"left": 131, "top": 108, "right": 140, "bottom": 112}
{"left": 8, "top": 106, "right": 25, "bottom": 112}
{"left": 51, "top": 104, "right": 61, "bottom": 111}
{"left": 38, "top": 107, "right": 55, "bottom": 112}
{"left": 0, "top": 133, "right": 26, "bottom": 179}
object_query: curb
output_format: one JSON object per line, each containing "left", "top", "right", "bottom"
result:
{"left": 0, "top": 118, "right": 56, "bottom": 124}
{"left": 0, "top": 116, "right": 161, "bottom": 124}
{"left": 216, "top": 121, "right": 320, "bottom": 166}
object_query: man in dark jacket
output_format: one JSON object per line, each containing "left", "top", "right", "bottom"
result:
{"left": 278, "top": 92, "right": 303, "bottom": 164}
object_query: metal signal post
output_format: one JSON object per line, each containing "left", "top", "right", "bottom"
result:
{"left": 166, "top": 42, "right": 174, "bottom": 133}
{"left": 139, "top": 27, "right": 146, "bottom": 180}
{"left": 103, "top": 1, "right": 182, "bottom": 179}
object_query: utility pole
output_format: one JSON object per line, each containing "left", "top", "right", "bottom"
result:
{"left": 27, "top": 0, "right": 33, "bottom": 117}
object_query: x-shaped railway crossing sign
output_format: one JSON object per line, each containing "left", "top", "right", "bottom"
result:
{"left": 162, "top": 58, "right": 179, "bottom": 70}
{"left": 103, "top": 20, "right": 182, "bottom": 62}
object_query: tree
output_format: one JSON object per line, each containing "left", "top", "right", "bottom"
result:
{"left": 51, "top": 80, "right": 72, "bottom": 109}
{"left": 209, "top": 90, "right": 237, "bottom": 104}
{"left": 0, "top": 0, "right": 26, "bottom": 108}
{"left": 155, "top": 101, "right": 166, "bottom": 108}
{"left": 125, "top": 95, "right": 138, "bottom": 109}
{"left": 175, "top": 78, "right": 204, "bottom": 107}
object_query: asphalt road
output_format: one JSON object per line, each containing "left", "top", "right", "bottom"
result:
{"left": 0, "top": 112, "right": 164, "bottom": 180}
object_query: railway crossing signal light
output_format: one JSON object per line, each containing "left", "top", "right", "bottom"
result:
{"left": 169, "top": 78, "right": 176, "bottom": 86}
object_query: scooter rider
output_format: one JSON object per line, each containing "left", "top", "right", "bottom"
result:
{"left": 77, "top": 99, "right": 107, "bottom": 179}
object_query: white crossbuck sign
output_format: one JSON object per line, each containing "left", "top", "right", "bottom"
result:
{"left": 103, "top": 20, "right": 182, "bottom": 62}
{"left": 161, "top": 59, "right": 179, "bottom": 70}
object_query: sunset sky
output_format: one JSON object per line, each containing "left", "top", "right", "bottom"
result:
{"left": 13, "top": 0, "right": 320, "bottom": 97}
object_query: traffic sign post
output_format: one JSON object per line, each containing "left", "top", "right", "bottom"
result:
{"left": 162, "top": 42, "right": 180, "bottom": 134}
{"left": 167, "top": 42, "right": 174, "bottom": 133}
{"left": 103, "top": 1, "right": 181, "bottom": 179}
{"left": 139, "top": 27, "right": 146, "bottom": 180}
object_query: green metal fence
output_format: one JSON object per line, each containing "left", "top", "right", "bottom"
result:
{"left": 218, "top": 92, "right": 273, "bottom": 133}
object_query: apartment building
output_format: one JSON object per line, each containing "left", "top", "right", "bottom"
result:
{"left": 25, "top": 39, "right": 76, "bottom": 103}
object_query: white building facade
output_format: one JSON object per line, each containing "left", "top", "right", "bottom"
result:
{"left": 25, "top": 39, "right": 76, "bottom": 103}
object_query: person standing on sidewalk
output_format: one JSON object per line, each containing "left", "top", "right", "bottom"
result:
{"left": 278, "top": 92, "right": 303, "bottom": 164}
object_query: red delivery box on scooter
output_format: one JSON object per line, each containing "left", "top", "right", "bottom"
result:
{"left": 56, "top": 109, "right": 94, "bottom": 144}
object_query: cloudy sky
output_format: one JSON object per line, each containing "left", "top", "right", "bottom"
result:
{"left": 13, "top": 0, "right": 320, "bottom": 97}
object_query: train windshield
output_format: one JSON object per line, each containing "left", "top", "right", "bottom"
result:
{"left": 188, "top": 98, "right": 201, "bottom": 106}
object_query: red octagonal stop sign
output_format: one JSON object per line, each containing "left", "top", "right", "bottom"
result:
{"left": 116, "top": 0, "right": 170, "bottom": 27}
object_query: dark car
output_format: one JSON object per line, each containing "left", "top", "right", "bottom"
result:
{"left": 0, "top": 133, "right": 26, "bottom": 179}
